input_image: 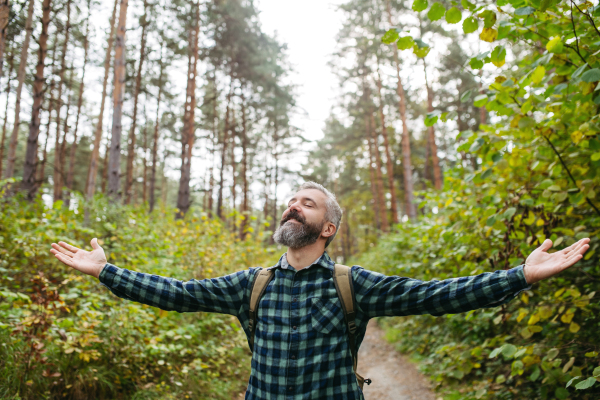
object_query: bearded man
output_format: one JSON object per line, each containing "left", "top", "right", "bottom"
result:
{"left": 51, "top": 181, "right": 590, "bottom": 400}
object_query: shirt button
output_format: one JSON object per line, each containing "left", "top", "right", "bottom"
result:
{"left": 288, "top": 386, "right": 292, "bottom": 391}
{"left": 291, "top": 355, "right": 296, "bottom": 359}
{"left": 293, "top": 326, "right": 297, "bottom": 330}
{"left": 292, "top": 298, "right": 297, "bottom": 302}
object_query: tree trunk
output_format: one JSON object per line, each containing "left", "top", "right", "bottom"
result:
{"left": 271, "top": 125, "right": 279, "bottom": 229}
{"left": 107, "top": 0, "right": 129, "bottom": 202}
{"left": 4, "top": 0, "right": 34, "bottom": 178}
{"left": 239, "top": 95, "right": 248, "bottom": 240}
{"left": 366, "top": 118, "right": 381, "bottom": 232}
{"left": 149, "top": 44, "right": 164, "bottom": 213}
{"left": 65, "top": 1, "right": 91, "bottom": 206}
{"left": 375, "top": 62, "right": 398, "bottom": 224}
{"left": 217, "top": 82, "right": 233, "bottom": 219}
{"left": 124, "top": 0, "right": 149, "bottom": 204}
{"left": 423, "top": 60, "right": 442, "bottom": 190}
{"left": 142, "top": 119, "right": 148, "bottom": 204}
{"left": 369, "top": 107, "right": 389, "bottom": 232}
{"left": 85, "top": 0, "right": 118, "bottom": 201}
{"left": 21, "top": 0, "right": 52, "bottom": 199}
{"left": 176, "top": 2, "right": 200, "bottom": 218}
{"left": 52, "top": 0, "right": 72, "bottom": 202}
{"left": 35, "top": 45, "right": 57, "bottom": 188}
{"left": 207, "top": 75, "right": 217, "bottom": 218}
{"left": 0, "top": 52, "right": 13, "bottom": 178}
{"left": 386, "top": 0, "right": 415, "bottom": 220}
{"left": 58, "top": 61, "right": 74, "bottom": 190}
{"left": 0, "top": 0, "right": 9, "bottom": 85}
{"left": 230, "top": 108, "right": 237, "bottom": 227}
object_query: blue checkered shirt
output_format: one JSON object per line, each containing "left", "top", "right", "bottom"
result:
{"left": 98, "top": 251, "right": 531, "bottom": 399}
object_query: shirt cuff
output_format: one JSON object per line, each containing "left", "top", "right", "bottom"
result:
{"left": 98, "top": 263, "right": 119, "bottom": 285}
{"left": 507, "top": 264, "right": 532, "bottom": 294}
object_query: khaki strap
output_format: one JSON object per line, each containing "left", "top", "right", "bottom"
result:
{"left": 333, "top": 264, "right": 371, "bottom": 390}
{"left": 248, "top": 268, "right": 274, "bottom": 352}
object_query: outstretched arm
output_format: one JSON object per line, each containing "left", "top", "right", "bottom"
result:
{"left": 50, "top": 239, "right": 253, "bottom": 316}
{"left": 353, "top": 238, "right": 590, "bottom": 319}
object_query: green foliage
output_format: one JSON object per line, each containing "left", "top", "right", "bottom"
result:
{"left": 0, "top": 191, "right": 275, "bottom": 399}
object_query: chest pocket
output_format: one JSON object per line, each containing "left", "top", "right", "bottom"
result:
{"left": 310, "top": 297, "right": 346, "bottom": 334}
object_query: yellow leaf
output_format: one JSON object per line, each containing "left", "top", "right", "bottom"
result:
{"left": 554, "top": 288, "right": 566, "bottom": 297}
{"left": 531, "top": 65, "right": 545, "bottom": 84}
{"left": 539, "top": 306, "right": 553, "bottom": 320}
{"left": 521, "top": 293, "right": 529, "bottom": 304}
{"left": 529, "top": 325, "right": 543, "bottom": 332}
{"left": 528, "top": 313, "right": 540, "bottom": 325}
{"left": 546, "top": 36, "right": 564, "bottom": 53}
{"left": 445, "top": 198, "right": 453, "bottom": 207}
{"left": 480, "top": 28, "right": 498, "bottom": 42}
{"left": 517, "top": 308, "right": 529, "bottom": 322}
{"left": 569, "top": 322, "right": 580, "bottom": 333}
{"left": 523, "top": 355, "right": 541, "bottom": 367}
{"left": 159, "top": 309, "right": 168, "bottom": 318}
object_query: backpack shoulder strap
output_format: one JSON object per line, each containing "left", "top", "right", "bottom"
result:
{"left": 332, "top": 263, "right": 371, "bottom": 390}
{"left": 248, "top": 268, "right": 274, "bottom": 352}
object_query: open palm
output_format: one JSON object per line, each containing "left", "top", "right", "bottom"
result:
{"left": 524, "top": 238, "right": 590, "bottom": 284}
{"left": 50, "top": 238, "right": 107, "bottom": 279}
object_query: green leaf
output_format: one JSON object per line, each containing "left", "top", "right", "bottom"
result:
{"left": 397, "top": 36, "right": 414, "bottom": 50}
{"left": 446, "top": 7, "right": 462, "bottom": 23}
{"left": 555, "top": 387, "right": 569, "bottom": 400}
{"left": 413, "top": 44, "right": 431, "bottom": 58}
{"left": 593, "top": 366, "right": 600, "bottom": 377}
{"left": 566, "top": 376, "right": 581, "bottom": 388}
{"left": 515, "top": 6, "right": 536, "bottom": 15}
{"left": 470, "top": 57, "right": 484, "bottom": 69}
{"left": 503, "top": 207, "right": 516, "bottom": 219}
{"left": 474, "top": 94, "right": 488, "bottom": 107}
{"left": 582, "top": 68, "right": 600, "bottom": 83}
{"left": 502, "top": 344, "right": 517, "bottom": 358}
{"left": 461, "top": 90, "right": 472, "bottom": 102}
{"left": 489, "top": 346, "right": 503, "bottom": 358}
{"left": 575, "top": 377, "right": 596, "bottom": 390}
{"left": 413, "top": 38, "right": 429, "bottom": 48}
{"left": 546, "top": 36, "right": 564, "bottom": 53}
{"left": 461, "top": 0, "right": 476, "bottom": 11}
{"left": 463, "top": 16, "right": 479, "bottom": 33}
{"left": 425, "top": 110, "right": 441, "bottom": 126}
{"left": 491, "top": 46, "right": 506, "bottom": 67}
{"left": 428, "top": 3, "right": 446, "bottom": 21}
{"left": 480, "top": 28, "right": 498, "bottom": 42}
{"left": 591, "top": 152, "right": 600, "bottom": 161}
{"left": 478, "top": 10, "right": 497, "bottom": 28}
{"left": 547, "top": 348, "right": 559, "bottom": 361}
{"left": 572, "top": 63, "right": 588, "bottom": 79}
{"left": 412, "top": 0, "right": 428, "bottom": 12}
{"left": 382, "top": 29, "right": 399, "bottom": 44}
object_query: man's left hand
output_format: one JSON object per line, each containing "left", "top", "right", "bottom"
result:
{"left": 523, "top": 238, "right": 590, "bottom": 284}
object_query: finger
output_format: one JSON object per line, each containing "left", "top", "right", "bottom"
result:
{"left": 54, "top": 252, "right": 75, "bottom": 267}
{"left": 563, "top": 239, "right": 589, "bottom": 256}
{"left": 90, "top": 238, "right": 101, "bottom": 250}
{"left": 58, "top": 241, "right": 80, "bottom": 253}
{"left": 561, "top": 251, "right": 584, "bottom": 269}
{"left": 51, "top": 243, "right": 75, "bottom": 258}
{"left": 560, "top": 238, "right": 586, "bottom": 256}
{"left": 538, "top": 238, "right": 553, "bottom": 252}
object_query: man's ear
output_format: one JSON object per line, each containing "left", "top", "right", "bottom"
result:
{"left": 321, "top": 222, "right": 336, "bottom": 239}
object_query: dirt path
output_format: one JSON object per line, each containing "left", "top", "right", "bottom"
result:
{"left": 357, "top": 319, "right": 437, "bottom": 400}
{"left": 234, "top": 319, "right": 436, "bottom": 399}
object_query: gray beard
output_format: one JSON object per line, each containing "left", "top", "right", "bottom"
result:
{"left": 272, "top": 220, "right": 323, "bottom": 249}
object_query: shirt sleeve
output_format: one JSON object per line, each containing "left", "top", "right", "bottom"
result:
{"left": 98, "top": 263, "right": 255, "bottom": 316}
{"left": 352, "top": 264, "right": 531, "bottom": 319}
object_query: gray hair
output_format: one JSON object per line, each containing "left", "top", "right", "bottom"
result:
{"left": 296, "top": 181, "right": 342, "bottom": 248}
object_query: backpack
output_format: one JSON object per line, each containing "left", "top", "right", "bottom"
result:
{"left": 247, "top": 264, "right": 372, "bottom": 390}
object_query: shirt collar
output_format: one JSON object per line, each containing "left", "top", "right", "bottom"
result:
{"left": 269, "top": 250, "right": 335, "bottom": 272}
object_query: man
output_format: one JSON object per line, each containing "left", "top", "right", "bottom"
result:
{"left": 51, "top": 181, "right": 590, "bottom": 400}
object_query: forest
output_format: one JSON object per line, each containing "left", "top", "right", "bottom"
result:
{"left": 0, "top": 0, "right": 599, "bottom": 398}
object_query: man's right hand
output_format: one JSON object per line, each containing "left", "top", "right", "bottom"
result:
{"left": 50, "top": 238, "right": 107, "bottom": 279}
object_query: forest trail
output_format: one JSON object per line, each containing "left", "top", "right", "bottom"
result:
{"left": 357, "top": 319, "right": 437, "bottom": 400}
{"left": 233, "top": 319, "right": 436, "bottom": 400}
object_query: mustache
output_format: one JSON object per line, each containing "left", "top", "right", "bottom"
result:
{"left": 280, "top": 210, "right": 306, "bottom": 226}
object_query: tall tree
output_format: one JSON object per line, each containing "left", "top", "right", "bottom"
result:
{"left": 176, "top": 1, "right": 200, "bottom": 218}
{"left": 52, "top": 0, "right": 72, "bottom": 202}
{"left": 0, "top": 0, "right": 9, "bottom": 83}
{"left": 239, "top": 93, "right": 248, "bottom": 239}
{"left": 217, "top": 82, "right": 232, "bottom": 219}
{"left": 4, "top": 0, "right": 34, "bottom": 178}
{"left": 386, "top": 0, "right": 416, "bottom": 220}
{"left": 107, "top": 0, "right": 129, "bottom": 201}
{"left": 0, "top": 51, "right": 12, "bottom": 178}
{"left": 21, "top": 0, "right": 52, "bottom": 198}
{"left": 423, "top": 58, "right": 442, "bottom": 190}
{"left": 149, "top": 43, "right": 164, "bottom": 213}
{"left": 124, "top": 0, "right": 149, "bottom": 204}
{"left": 85, "top": 0, "right": 118, "bottom": 201}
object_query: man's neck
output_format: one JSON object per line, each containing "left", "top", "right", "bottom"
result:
{"left": 286, "top": 242, "right": 326, "bottom": 270}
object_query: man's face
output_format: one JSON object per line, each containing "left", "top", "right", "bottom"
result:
{"left": 272, "top": 189, "right": 332, "bottom": 249}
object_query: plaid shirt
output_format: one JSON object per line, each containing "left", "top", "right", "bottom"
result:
{"left": 99, "top": 251, "right": 531, "bottom": 400}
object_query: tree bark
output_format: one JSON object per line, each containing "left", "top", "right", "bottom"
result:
{"left": 239, "top": 94, "right": 248, "bottom": 240}
{"left": 423, "top": 59, "right": 442, "bottom": 190}
{"left": 149, "top": 44, "right": 164, "bottom": 213}
{"left": 375, "top": 62, "right": 398, "bottom": 224}
{"left": 124, "top": 0, "right": 149, "bottom": 204}
{"left": 230, "top": 108, "right": 237, "bottom": 226}
{"left": 271, "top": 123, "right": 279, "bottom": 230}
{"left": 85, "top": 0, "right": 118, "bottom": 201}
{"left": 65, "top": 0, "right": 91, "bottom": 206}
{"left": 369, "top": 106, "right": 389, "bottom": 232}
{"left": 386, "top": 0, "right": 416, "bottom": 220}
{"left": 366, "top": 118, "right": 381, "bottom": 232}
{"left": 52, "top": 0, "right": 72, "bottom": 202}
{"left": 107, "top": 0, "right": 129, "bottom": 202}
{"left": 217, "top": 82, "right": 233, "bottom": 219}
{"left": 4, "top": 0, "right": 34, "bottom": 178}
{"left": 176, "top": 1, "right": 200, "bottom": 218}
{"left": 0, "top": 0, "right": 9, "bottom": 84}
{"left": 0, "top": 52, "right": 12, "bottom": 179}
{"left": 36, "top": 46, "right": 57, "bottom": 188}
{"left": 21, "top": 0, "right": 52, "bottom": 199}
{"left": 207, "top": 74, "right": 218, "bottom": 218}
